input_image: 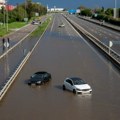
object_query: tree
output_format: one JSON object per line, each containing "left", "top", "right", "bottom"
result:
{"left": 78, "top": 6, "right": 86, "bottom": 10}
{"left": 0, "top": 13, "right": 4, "bottom": 22}
{"left": 105, "top": 8, "right": 113, "bottom": 16}
{"left": 0, "top": 0, "right": 47, "bottom": 23}
{"left": 13, "top": 6, "right": 26, "bottom": 21}
{"left": 81, "top": 9, "right": 92, "bottom": 16}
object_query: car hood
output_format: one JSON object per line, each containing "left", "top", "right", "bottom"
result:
{"left": 74, "top": 84, "right": 91, "bottom": 90}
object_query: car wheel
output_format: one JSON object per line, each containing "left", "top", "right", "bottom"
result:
{"left": 35, "top": 83, "right": 38, "bottom": 85}
{"left": 63, "top": 85, "right": 66, "bottom": 90}
{"left": 28, "top": 83, "right": 31, "bottom": 85}
{"left": 73, "top": 89, "right": 76, "bottom": 94}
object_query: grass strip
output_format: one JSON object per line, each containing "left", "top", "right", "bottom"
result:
{"left": 31, "top": 18, "right": 51, "bottom": 37}
{"left": 0, "top": 22, "right": 27, "bottom": 37}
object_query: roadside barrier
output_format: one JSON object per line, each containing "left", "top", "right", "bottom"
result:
{"left": 0, "top": 52, "right": 31, "bottom": 101}
{"left": 77, "top": 16, "right": 120, "bottom": 32}
{"left": 64, "top": 15, "right": 120, "bottom": 69}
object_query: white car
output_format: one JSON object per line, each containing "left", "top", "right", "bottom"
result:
{"left": 63, "top": 77, "right": 92, "bottom": 94}
{"left": 59, "top": 23, "right": 65, "bottom": 27}
{"left": 31, "top": 20, "right": 40, "bottom": 25}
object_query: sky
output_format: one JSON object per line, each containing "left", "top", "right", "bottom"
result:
{"left": 9, "top": 0, "right": 120, "bottom": 9}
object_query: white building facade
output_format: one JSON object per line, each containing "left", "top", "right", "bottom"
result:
{"left": 47, "top": 6, "right": 64, "bottom": 12}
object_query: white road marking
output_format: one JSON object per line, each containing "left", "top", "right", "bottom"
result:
{"left": 50, "top": 16, "right": 55, "bottom": 32}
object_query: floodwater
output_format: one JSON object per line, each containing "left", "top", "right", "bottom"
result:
{"left": 0, "top": 14, "right": 120, "bottom": 120}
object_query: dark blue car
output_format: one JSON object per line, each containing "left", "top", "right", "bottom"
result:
{"left": 28, "top": 71, "right": 51, "bottom": 85}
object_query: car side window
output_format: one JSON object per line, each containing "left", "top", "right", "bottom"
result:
{"left": 44, "top": 74, "right": 47, "bottom": 78}
{"left": 66, "top": 80, "right": 73, "bottom": 85}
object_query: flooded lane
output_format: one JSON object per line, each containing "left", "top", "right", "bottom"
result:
{"left": 68, "top": 15, "right": 120, "bottom": 54}
{"left": 0, "top": 14, "right": 120, "bottom": 120}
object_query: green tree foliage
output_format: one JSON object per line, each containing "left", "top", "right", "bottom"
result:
{"left": 24, "top": 0, "right": 47, "bottom": 19}
{"left": 81, "top": 9, "right": 92, "bottom": 16}
{"left": 105, "top": 8, "right": 113, "bottom": 16}
{"left": 0, "top": 7, "right": 5, "bottom": 22}
{"left": 0, "top": 0, "right": 47, "bottom": 23}
{"left": 101, "top": 6, "right": 105, "bottom": 13}
{"left": 77, "top": 5, "right": 86, "bottom": 10}
{"left": 9, "top": 6, "right": 26, "bottom": 22}
{"left": 0, "top": 13, "right": 4, "bottom": 22}
{"left": 119, "top": 8, "right": 120, "bottom": 17}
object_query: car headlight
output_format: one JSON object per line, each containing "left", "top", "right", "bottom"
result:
{"left": 76, "top": 88, "right": 82, "bottom": 91}
{"left": 37, "top": 81, "right": 41, "bottom": 84}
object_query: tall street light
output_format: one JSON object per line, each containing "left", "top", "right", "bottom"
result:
{"left": 113, "top": 0, "right": 117, "bottom": 18}
{"left": 6, "top": 0, "right": 8, "bottom": 32}
{"left": 4, "top": 0, "right": 8, "bottom": 32}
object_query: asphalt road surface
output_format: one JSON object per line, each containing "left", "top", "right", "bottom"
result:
{"left": 0, "top": 13, "right": 120, "bottom": 120}
{"left": 0, "top": 15, "right": 48, "bottom": 55}
{"left": 67, "top": 14, "right": 120, "bottom": 54}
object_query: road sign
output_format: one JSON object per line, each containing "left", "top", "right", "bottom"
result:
{"left": 4, "top": 41, "right": 10, "bottom": 48}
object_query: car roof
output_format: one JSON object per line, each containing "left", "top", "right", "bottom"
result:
{"left": 66, "top": 77, "right": 86, "bottom": 84}
{"left": 34, "top": 71, "right": 48, "bottom": 74}
{"left": 30, "top": 77, "right": 42, "bottom": 81}
{"left": 66, "top": 77, "right": 82, "bottom": 80}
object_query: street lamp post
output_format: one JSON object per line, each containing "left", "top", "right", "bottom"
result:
{"left": 3, "top": 6, "right": 5, "bottom": 27}
{"left": 6, "top": 0, "right": 8, "bottom": 32}
{"left": 114, "top": 0, "right": 117, "bottom": 18}
{"left": 4, "top": 0, "right": 8, "bottom": 32}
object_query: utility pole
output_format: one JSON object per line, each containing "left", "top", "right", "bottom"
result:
{"left": 5, "top": 0, "right": 8, "bottom": 32}
{"left": 113, "top": 0, "right": 117, "bottom": 18}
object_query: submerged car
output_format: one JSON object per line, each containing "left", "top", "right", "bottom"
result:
{"left": 59, "top": 23, "right": 65, "bottom": 27}
{"left": 63, "top": 77, "right": 92, "bottom": 94}
{"left": 31, "top": 20, "right": 40, "bottom": 25}
{"left": 28, "top": 71, "right": 51, "bottom": 85}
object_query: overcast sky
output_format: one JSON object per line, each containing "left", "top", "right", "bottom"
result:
{"left": 9, "top": 0, "right": 120, "bottom": 9}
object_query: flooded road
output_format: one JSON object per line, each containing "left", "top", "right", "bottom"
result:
{"left": 0, "top": 14, "right": 120, "bottom": 120}
{"left": 68, "top": 14, "right": 120, "bottom": 54}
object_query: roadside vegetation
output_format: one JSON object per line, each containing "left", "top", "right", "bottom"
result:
{"left": 0, "top": 22, "right": 27, "bottom": 37}
{"left": 0, "top": 0, "right": 47, "bottom": 37}
{"left": 78, "top": 6, "right": 120, "bottom": 26}
{"left": 31, "top": 17, "right": 51, "bottom": 37}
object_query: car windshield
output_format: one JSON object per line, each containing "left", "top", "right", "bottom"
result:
{"left": 32, "top": 73, "right": 43, "bottom": 77}
{"left": 32, "top": 74, "right": 43, "bottom": 79}
{"left": 30, "top": 75, "right": 43, "bottom": 82}
{"left": 72, "top": 78, "right": 86, "bottom": 85}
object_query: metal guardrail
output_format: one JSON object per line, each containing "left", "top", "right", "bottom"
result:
{"left": 64, "top": 15, "right": 120, "bottom": 69}
{"left": 77, "top": 16, "right": 120, "bottom": 32}
{"left": 0, "top": 52, "right": 31, "bottom": 101}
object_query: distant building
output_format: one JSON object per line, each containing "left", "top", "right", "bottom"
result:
{"left": 6, "top": 5, "right": 15, "bottom": 11}
{"left": 0, "top": 0, "right": 15, "bottom": 11}
{"left": 0, "top": 0, "right": 5, "bottom": 9}
{"left": 47, "top": 6, "right": 64, "bottom": 12}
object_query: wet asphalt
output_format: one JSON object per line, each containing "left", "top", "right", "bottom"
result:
{"left": 0, "top": 14, "right": 120, "bottom": 120}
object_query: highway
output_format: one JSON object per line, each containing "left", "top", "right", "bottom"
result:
{"left": 67, "top": 14, "right": 120, "bottom": 54}
{"left": 0, "top": 24, "right": 37, "bottom": 52}
{"left": 0, "top": 16, "right": 49, "bottom": 87}
{"left": 0, "top": 13, "right": 120, "bottom": 120}
{"left": 0, "top": 16, "right": 48, "bottom": 55}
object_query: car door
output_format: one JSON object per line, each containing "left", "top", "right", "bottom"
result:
{"left": 66, "top": 79, "right": 73, "bottom": 91}
{"left": 44, "top": 73, "right": 48, "bottom": 81}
